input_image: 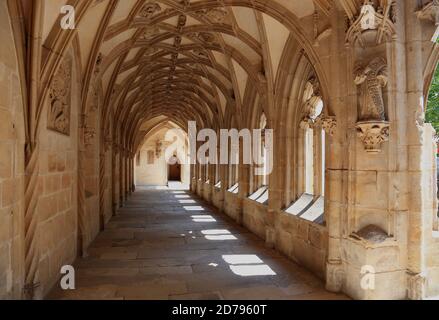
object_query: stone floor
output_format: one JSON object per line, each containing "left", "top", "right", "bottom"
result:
{"left": 48, "top": 184, "right": 348, "bottom": 300}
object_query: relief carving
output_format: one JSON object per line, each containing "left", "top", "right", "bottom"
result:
{"left": 47, "top": 57, "right": 72, "bottom": 135}
{"left": 354, "top": 57, "right": 388, "bottom": 122}
{"left": 316, "top": 116, "right": 337, "bottom": 136}
{"left": 300, "top": 76, "right": 331, "bottom": 132}
{"left": 356, "top": 121, "right": 389, "bottom": 153}
{"left": 355, "top": 57, "right": 389, "bottom": 152}
{"left": 346, "top": 1, "right": 396, "bottom": 46}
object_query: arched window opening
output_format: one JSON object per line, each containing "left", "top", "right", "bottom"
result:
{"left": 426, "top": 63, "right": 439, "bottom": 230}
{"left": 304, "top": 127, "right": 314, "bottom": 195}
{"left": 320, "top": 129, "right": 326, "bottom": 197}
{"left": 285, "top": 78, "right": 326, "bottom": 225}
{"left": 249, "top": 113, "right": 269, "bottom": 204}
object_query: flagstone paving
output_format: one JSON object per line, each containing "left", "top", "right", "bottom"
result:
{"left": 48, "top": 185, "right": 348, "bottom": 300}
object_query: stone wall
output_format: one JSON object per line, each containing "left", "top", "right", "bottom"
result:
{"left": 0, "top": 2, "right": 25, "bottom": 299}
{"left": 35, "top": 51, "right": 79, "bottom": 297}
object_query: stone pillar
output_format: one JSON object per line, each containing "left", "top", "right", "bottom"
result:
{"left": 236, "top": 142, "right": 248, "bottom": 226}
{"left": 268, "top": 126, "right": 282, "bottom": 249}
{"left": 325, "top": 0, "right": 436, "bottom": 300}
{"left": 112, "top": 143, "right": 119, "bottom": 215}
{"left": 325, "top": 7, "right": 347, "bottom": 294}
{"left": 404, "top": 0, "right": 438, "bottom": 300}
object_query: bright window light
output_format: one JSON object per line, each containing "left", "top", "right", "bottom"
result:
{"left": 201, "top": 229, "right": 231, "bottom": 235}
{"left": 222, "top": 255, "right": 263, "bottom": 265}
{"left": 205, "top": 235, "right": 237, "bottom": 240}
{"left": 179, "top": 200, "right": 196, "bottom": 204}
{"left": 184, "top": 206, "right": 205, "bottom": 211}
{"left": 191, "top": 215, "right": 216, "bottom": 222}
{"left": 249, "top": 187, "right": 267, "bottom": 201}
{"left": 229, "top": 265, "right": 276, "bottom": 277}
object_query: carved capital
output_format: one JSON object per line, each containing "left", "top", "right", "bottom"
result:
{"left": 356, "top": 121, "right": 389, "bottom": 153}
{"left": 299, "top": 117, "right": 314, "bottom": 130}
{"left": 317, "top": 116, "right": 337, "bottom": 136}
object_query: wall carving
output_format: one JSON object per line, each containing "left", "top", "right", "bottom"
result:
{"left": 346, "top": 1, "right": 396, "bottom": 46}
{"left": 299, "top": 76, "right": 334, "bottom": 134}
{"left": 356, "top": 121, "right": 389, "bottom": 153}
{"left": 317, "top": 116, "right": 337, "bottom": 136}
{"left": 354, "top": 57, "right": 388, "bottom": 122}
{"left": 354, "top": 57, "right": 389, "bottom": 153}
{"left": 47, "top": 57, "right": 72, "bottom": 135}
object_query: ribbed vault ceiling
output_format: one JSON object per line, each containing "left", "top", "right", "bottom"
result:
{"left": 35, "top": 0, "right": 367, "bottom": 151}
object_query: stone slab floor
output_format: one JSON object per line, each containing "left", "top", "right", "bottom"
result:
{"left": 48, "top": 185, "right": 348, "bottom": 300}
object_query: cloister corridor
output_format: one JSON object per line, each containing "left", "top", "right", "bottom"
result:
{"left": 48, "top": 184, "right": 346, "bottom": 300}
{"left": 3, "top": 0, "right": 439, "bottom": 301}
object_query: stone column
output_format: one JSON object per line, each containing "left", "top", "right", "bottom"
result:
{"left": 325, "top": 7, "right": 347, "bottom": 294}
{"left": 267, "top": 126, "right": 281, "bottom": 249}
{"left": 404, "top": 0, "right": 438, "bottom": 300}
{"left": 112, "top": 143, "right": 119, "bottom": 215}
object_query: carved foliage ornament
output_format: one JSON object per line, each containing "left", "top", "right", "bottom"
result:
{"left": 48, "top": 57, "right": 72, "bottom": 135}
{"left": 317, "top": 116, "right": 337, "bottom": 136}
{"left": 356, "top": 121, "right": 389, "bottom": 153}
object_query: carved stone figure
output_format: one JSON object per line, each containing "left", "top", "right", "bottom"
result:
{"left": 354, "top": 57, "right": 388, "bottom": 122}
{"left": 47, "top": 57, "right": 72, "bottom": 135}
{"left": 301, "top": 77, "right": 324, "bottom": 126}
